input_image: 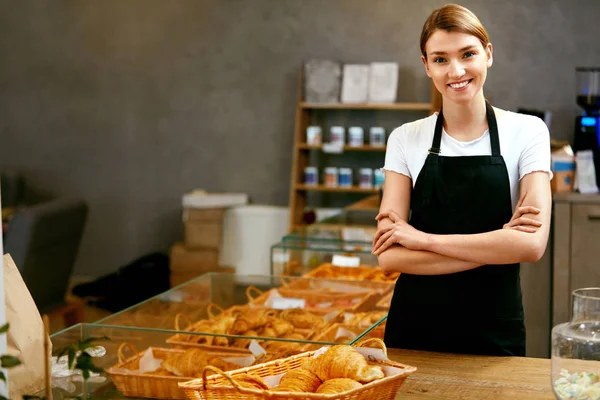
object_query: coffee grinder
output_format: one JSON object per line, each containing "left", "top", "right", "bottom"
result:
{"left": 574, "top": 67, "right": 600, "bottom": 187}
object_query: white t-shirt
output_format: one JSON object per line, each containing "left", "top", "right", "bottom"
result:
{"left": 383, "top": 107, "right": 552, "bottom": 210}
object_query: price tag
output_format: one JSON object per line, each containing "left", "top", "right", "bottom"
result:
{"left": 271, "top": 252, "right": 290, "bottom": 263}
{"left": 272, "top": 297, "right": 306, "bottom": 310}
{"left": 332, "top": 254, "right": 361, "bottom": 268}
{"left": 322, "top": 143, "right": 344, "bottom": 154}
{"left": 249, "top": 340, "right": 267, "bottom": 357}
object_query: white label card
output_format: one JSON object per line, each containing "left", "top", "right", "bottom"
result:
{"left": 249, "top": 340, "right": 267, "bottom": 357}
{"left": 332, "top": 254, "right": 361, "bottom": 267}
{"left": 272, "top": 297, "right": 306, "bottom": 310}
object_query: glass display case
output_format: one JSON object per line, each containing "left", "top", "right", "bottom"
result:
{"left": 271, "top": 239, "right": 380, "bottom": 276}
{"left": 94, "top": 272, "right": 391, "bottom": 340}
{"left": 43, "top": 315, "right": 388, "bottom": 399}
{"left": 283, "top": 209, "right": 377, "bottom": 249}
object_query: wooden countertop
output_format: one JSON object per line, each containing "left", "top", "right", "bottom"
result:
{"left": 387, "top": 348, "right": 554, "bottom": 399}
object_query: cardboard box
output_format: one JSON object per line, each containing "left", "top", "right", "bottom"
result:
{"left": 183, "top": 207, "right": 225, "bottom": 250}
{"left": 170, "top": 242, "right": 219, "bottom": 272}
{"left": 184, "top": 221, "right": 223, "bottom": 249}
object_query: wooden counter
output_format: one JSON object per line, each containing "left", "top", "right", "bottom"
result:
{"left": 388, "top": 348, "right": 554, "bottom": 399}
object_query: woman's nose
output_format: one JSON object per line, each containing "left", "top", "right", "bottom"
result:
{"left": 448, "top": 61, "right": 466, "bottom": 80}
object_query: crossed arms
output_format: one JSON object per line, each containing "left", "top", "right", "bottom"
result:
{"left": 373, "top": 170, "right": 552, "bottom": 275}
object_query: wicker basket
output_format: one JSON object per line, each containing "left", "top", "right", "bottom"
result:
{"left": 303, "top": 323, "right": 385, "bottom": 349}
{"left": 302, "top": 264, "right": 399, "bottom": 284}
{"left": 107, "top": 343, "right": 244, "bottom": 400}
{"left": 246, "top": 285, "right": 376, "bottom": 314}
{"left": 166, "top": 312, "right": 318, "bottom": 356}
{"left": 178, "top": 338, "right": 416, "bottom": 400}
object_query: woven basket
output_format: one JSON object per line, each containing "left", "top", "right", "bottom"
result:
{"left": 166, "top": 312, "right": 318, "bottom": 356}
{"left": 178, "top": 338, "right": 416, "bottom": 400}
{"left": 107, "top": 343, "right": 243, "bottom": 400}
{"left": 303, "top": 264, "right": 399, "bottom": 284}
{"left": 246, "top": 285, "right": 375, "bottom": 314}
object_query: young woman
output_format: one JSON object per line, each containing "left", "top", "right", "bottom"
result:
{"left": 372, "top": 4, "right": 552, "bottom": 356}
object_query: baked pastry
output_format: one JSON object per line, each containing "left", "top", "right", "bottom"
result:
{"left": 232, "top": 373, "right": 269, "bottom": 390}
{"left": 161, "top": 349, "right": 240, "bottom": 377}
{"left": 303, "top": 345, "right": 384, "bottom": 383}
{"left": 162, "top": 349, "right": 210, "bottom": 377}
{"left": 346, "top": 311, "right": 388, "bottom": 327}
{"left": 279, "top": 308, "right": 326, "bottom": 330}
{"left": 316, "top": 378, "right": 362, "bottom": 394}
{"left": 230, "top": 309, "right": 277, "bottom": 334}
{"left": 272, "top": 368, "right": 321, "bottom": 392}
{"left": 267, "top": 319, "right": 294, "bottom": 337}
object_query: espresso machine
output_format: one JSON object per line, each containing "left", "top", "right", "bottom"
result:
{"left": 574, "top": 67, "right": 600, "bottom": 186}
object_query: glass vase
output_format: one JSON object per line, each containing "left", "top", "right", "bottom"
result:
{"left": 552, "top": 288, "right": 600, "bottom": 400}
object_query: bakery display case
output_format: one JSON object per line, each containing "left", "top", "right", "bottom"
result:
{"left": 45, "top": 322, "right": 344, "bottom": 399}
{"left": 271, "top": 239, "right": 379, "bottom": 276}
{"left": 92, "top": 272, "right": 391, "bottom": 345}
{"left": 45, "top": 314, "right": 389, "bottom": 399}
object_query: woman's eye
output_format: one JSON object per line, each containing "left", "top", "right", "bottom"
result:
{"left": 433, "top": 57, "right": 446, "bottom": 63}
{"left": 463, "top": 51, "right": 476, "bottom": 58}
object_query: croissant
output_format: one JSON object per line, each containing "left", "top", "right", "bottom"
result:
{"left": 267, "top": 319, "right": 294, "bottom": 337}
{"left": 162, "top": 349, "right": 210, "bottom": 377}
{"left": 207, "top": 356, "right": 243, "bottom": 374}
{"left": 272, "top": 368, "right": 321, "bottom": 393}
{"left": 232, "top": 329, "right": 259, "bottom": 348}
{"left": 280, "top": 308, "right": 325, "bottom": 330}
{"left": 303, "top": 345, "right": 384, "bottom": 383}
{"left": 231, "top": 309, "right": 277, "bottom": 334}
{"left": 316, "top": 378, "right": 362, "bottom": 394}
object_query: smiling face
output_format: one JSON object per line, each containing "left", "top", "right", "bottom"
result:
{"left": 422, "top": 29, "right": 493, "bottom": 106}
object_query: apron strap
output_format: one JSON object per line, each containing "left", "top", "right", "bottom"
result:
{"left": 430, "top": 100, "right": 501, "bottom": 157}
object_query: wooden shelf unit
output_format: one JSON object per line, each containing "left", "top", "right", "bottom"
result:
{"left": 297, "top": 144, "right": 386, "bottom": 152}
{"left": 288, "top": 69, "right": 442, "bottom": 231}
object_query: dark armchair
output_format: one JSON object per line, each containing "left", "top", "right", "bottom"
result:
{"left": 4, "top": 198, "right": 88, "bottom": 314}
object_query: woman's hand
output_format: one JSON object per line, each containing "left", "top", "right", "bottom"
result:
{"left": 503, "top": 191, "right": 542, "bottom": 233}
{"left": 372, "top": 210, "right": 430, "bottom": 255}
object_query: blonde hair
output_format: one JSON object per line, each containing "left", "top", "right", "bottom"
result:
{"left": 420, "top": 4, "right": 490, "bottom": 57}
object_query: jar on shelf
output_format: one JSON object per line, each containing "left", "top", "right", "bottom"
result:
{"left": 551, "top": 287, "right": 600, "bottom": 400}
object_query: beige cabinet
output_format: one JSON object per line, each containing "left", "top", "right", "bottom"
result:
{"left": 519, "top": 193, "right": 600, "bottom": 359}
{"left": 553, "top": 193, "right": 600, "bottom": 328}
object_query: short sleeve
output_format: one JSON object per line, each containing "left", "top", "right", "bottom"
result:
{"left": 519, "top": 118, "right": 553, "bottom": 181}
{"left": 383, "top": 126, "right": 411, "bottom": 178}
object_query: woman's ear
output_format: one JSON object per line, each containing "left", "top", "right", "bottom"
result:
{"left": 421, "top": 55, "right": 432, "bottom": 78}
{"left": 486, "top": 43, "right": 493, "bottom": 68}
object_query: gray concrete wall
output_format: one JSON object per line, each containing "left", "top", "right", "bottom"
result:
{"left": 0, "top": 0, "right": 598, "bottom": 276}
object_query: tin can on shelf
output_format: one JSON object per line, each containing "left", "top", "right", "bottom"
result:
{"left": 324, "top": 167, "right": 339, "bottom": 187}
{"left": 370, "top": 127, "right": 386, "bottom": 147}
{"left": 359, "top": 168, "right": 373, "bottom": 189}
{"left": 339, "top": 168, "right": 353, "bottom": 187}
{"left": 348, "top": 127, "right": 364, "bottom": 147}
{"left": 304, "top": 167, "right": 318, "bottom": 186}
{"left": 374, "top": 168, "right": 385, "bottom": 189}
{"left": 306, "top": 126, "right": 322, "bottom": 145}
{"left": 330, "top": 126, "right": 345, "bottom": 146}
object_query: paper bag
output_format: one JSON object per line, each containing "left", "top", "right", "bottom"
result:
{"left": 3, "top": 254, "right": 51, "bottom": 399}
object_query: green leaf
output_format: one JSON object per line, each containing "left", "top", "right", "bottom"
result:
{"left": 22, "top": 396, "right": 44, "bottom": 399}
{"left": 78, "top": 336, "right": 110, "bottom": 351}
{"left": 1, "top": 355, "right": 21, "bottom": 368}
{"left": 0, "top": 323, "right": 9, "bottom": 334}
{"left": 0, "top": 370, "right": 5, "bottom": 383}
{"left": 0, "top": 395, "right": 9, "bottom": 400}
{"left": 68, "top": 347, "right": 76, "bottom": 370}
{"left": 81, "top": 369, "right": 90, "bottom": 380}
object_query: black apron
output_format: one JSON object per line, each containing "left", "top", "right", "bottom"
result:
{"left": 383, "top": 102, "right": 526, "bottom": 356}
